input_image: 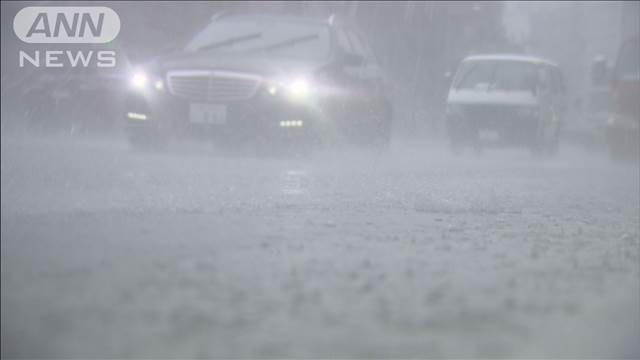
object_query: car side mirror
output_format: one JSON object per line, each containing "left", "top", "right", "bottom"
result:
{"left": 339, "top": 52, "right": 364, "bottom": 67}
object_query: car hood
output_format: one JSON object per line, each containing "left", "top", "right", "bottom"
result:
{"left": 447, "top": 89, "right": 538, "bottom": 107}
{"left": 147, "top": 51, "right": 332, "bottom": 78}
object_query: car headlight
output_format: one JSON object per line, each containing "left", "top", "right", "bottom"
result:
{"left": 130, "top": 72, "right": 148, "bottom": 89}
{"left": 287, "top": 77, "right": 311, "bottom": 99}
{"left": 130, "top": 71, "right": 164, "bottom": 92}
{"left": 267, "top": 76, "right": 315, "bottom": 101}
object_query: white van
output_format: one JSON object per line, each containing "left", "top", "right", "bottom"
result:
{"left": 445, "top": 54, "right": 566, "bottom": 154}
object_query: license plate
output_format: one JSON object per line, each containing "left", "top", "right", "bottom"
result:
{"left": 189, "top": 103, "right": 227, "bottom": 125}
{"left": 479, "top": 130, "right": 500, "bottom": 141}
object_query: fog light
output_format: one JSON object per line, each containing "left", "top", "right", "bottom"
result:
{"left": 280, "top": 120, "right": 304, "bottom": 127}
{"left": 154, "top": 80, "right": 164, "bottom": 91}
{"left": 127, "top": 112, "right": 147, "bottom": 121}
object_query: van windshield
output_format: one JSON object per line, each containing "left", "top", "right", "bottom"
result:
{"left": 454, "top": 60, "right": 538, "bottom": 91}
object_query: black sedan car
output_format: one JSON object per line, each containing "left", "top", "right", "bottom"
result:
{"left": 125, "top": 13, "right": 393, "bottom": 150}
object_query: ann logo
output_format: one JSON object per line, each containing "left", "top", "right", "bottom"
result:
{"left": 14, "top": 7, "right": 120, "bottom": 43}
{"left": 27, "top": 12, "right": 104, "bottom": 39}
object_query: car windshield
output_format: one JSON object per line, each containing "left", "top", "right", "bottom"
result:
{"left": 185, "top": 17, "right": 330, "bottom": 60}
{"left": 454, "top": 60, "right": 537, "bottom": 91}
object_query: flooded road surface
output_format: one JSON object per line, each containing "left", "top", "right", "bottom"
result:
{"left": 2, "top": 135, "right": 638, "bottom": 358}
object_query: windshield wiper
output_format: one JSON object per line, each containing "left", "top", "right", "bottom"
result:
{"left": 196, "top": 32, "right": 262, "bottom": 52}
{"left": 257, "top": 34, "right": 319, "bottom": 52}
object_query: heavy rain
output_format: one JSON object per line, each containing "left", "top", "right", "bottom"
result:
{"left": 1, "top": 1, "right": 639, "bottom": 358}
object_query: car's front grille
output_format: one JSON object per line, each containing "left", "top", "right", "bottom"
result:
{"left": 166, "top": 70, "right": 261, "bottom": 103}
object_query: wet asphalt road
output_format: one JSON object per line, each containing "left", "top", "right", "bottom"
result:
{"left": 1, "top": 134, "right": 639, "bottom": 358}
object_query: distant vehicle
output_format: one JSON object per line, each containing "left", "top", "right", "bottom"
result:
{"left": 606, "top": 35, "right": 639, "bottom": 160}
{"left": 445, "top": 54, "right": 567, "bottom": 155}
{"left": 564, "top": 56, "right": 612, "bottom": 153}
{"left": 124, "top": 13, "right": 393, "bottom": 150}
